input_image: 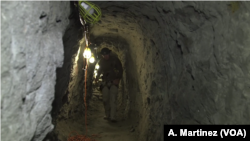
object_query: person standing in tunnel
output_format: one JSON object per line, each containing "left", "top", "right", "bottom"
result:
{"left": 95, "top": 48, "right": 123, "bottom": 122}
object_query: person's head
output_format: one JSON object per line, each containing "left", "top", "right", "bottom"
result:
{"left": 101, "top": 48, "right": 111, "bottom": 60}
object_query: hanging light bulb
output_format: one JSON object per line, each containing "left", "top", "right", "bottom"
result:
{"left": 94, "top": 70, "right": 97, "bottom": 73}
{"left": 78, "top": 0, "right": 102, "bottom": 24}
{"left": 89, "top": 56, "right": 95, "bottom": 63}
{"left": 83, "top": 47, "right": 91, "bottom": 59}
{"left": 96, "top": 64, "right": 99, "bottom": 69}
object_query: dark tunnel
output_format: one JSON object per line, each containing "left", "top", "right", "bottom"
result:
{"left": 1, "top": 1, "right": 250, "bottom": 141}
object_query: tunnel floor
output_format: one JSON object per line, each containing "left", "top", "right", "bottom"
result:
{"left": 55, "top": 89, "right": 138, "bottom": 141}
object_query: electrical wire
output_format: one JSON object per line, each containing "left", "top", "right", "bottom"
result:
{"left": 67, "top": 12, "right": 102, "bottom": 141}
{"left": 84, "top": 25, "right": 89, "bottom": 134}
{"left": 67, "top": 131, "right": 101, "bottom": 141}
{"left": 84, "top": 58, "right": 88, "bottom": 134}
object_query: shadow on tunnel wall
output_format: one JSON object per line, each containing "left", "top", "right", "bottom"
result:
{"left": 44, "top": 2, "right": 84, "bottom": 140}
{"left": 52, "top": 0, "right": 83, "bottom": 120}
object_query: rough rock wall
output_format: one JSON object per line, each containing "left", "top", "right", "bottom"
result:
{"left": 170, "top": 1, "right": 250, "bottom": 124}
{"left": 2, "top": 1, "right": 250, "bottom": 141}
{"left": 57, "top": 38, "right": 85, "bottom": 120}
{"left": 53, "top": 2, "right": 84, "bottom": 120}
{"left": 1, "top": 1, "right": 70, "bottom": 141}
{"left": 92, "top": 1, "right": 250, "bottom": 141}
{"left": 159, "top": 0, "right": 250, "bottom": 124}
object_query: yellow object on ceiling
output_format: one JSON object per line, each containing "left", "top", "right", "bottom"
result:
{"left": 78, "top": 0, "right": 102, "bottom": 24}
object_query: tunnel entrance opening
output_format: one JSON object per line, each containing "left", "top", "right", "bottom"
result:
{"left": 45, "top": 1, "right": 157, "bottom": 141}
{"left": 47, "top": 36, "right": 140, "bottom": 141}
{"left": 45, "top": 6, "right": 141, "bottom": 140}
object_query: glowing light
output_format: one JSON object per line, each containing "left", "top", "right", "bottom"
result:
{"left": 96, "top": 64, "right": 99, "bottom": 69}
{"left": 74, "top": 47, "right": 81, "bottom": 64}
{"left": 83, "top": 47, "right": 91, "bottom": 59}
{"left": 89, "top": 56, "right": 95, "bottom": 63}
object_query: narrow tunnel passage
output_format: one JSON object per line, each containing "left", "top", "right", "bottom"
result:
{"left": 47, "top": 2, "right": 147, "bottom": 140}
{"left": 2, "top": 1, "right": 250, "bottom": 141}
{"left": 40, "top": 1, "right": 250, "bottom": 141}
{"left": 49, "top": 12, "right": 142, "bottom": 139}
